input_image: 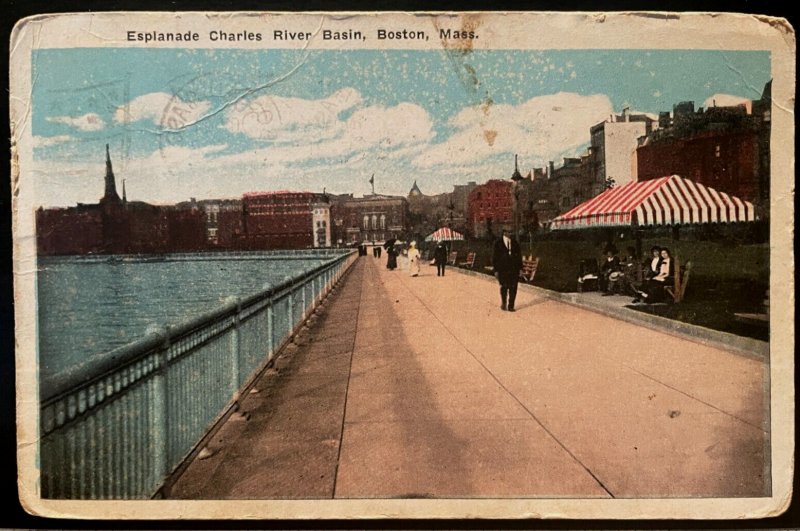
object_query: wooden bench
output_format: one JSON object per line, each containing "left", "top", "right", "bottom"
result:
{"left": 665, "top": 258, "right": 691, "bottom": 303}
{"left": 576, "top": 258, "right": 600, "bottom": 292}
{"left": 519, "top": 256, "right": 539, "bottom": 283}
{"left": 459, "top": 251, "right": 477, "bottom": 269}
{"left": 447, "top": 251, "right": 458, "bottom": 266}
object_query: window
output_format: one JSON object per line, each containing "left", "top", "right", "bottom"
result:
{"left": 363, "top": 215, "right": 369, "bottom": 229}
{"left": 715, "top": 145, "right": 721, "bottom": 158}
{"left": 380, "top": 214, "right": 386, "bottom": 229}
{"left": 371, "top": 214, "right": 377, "bottom": 229}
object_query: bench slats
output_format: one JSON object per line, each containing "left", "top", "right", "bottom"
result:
{"left": 520, "top": 257, "right": 539, "bottom": 283}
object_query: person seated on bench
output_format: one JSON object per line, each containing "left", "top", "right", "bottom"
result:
{"left": 644, "top": 245, "right": 662, "bottom": 281}
{"left": 633, "top": 247, "right": 674, "bottom": 303}
{"left": 614, "top": 246, "right": 641, "bottom": 296}
{"left": 600, "top": 248, "right": 622, "bottom": 295}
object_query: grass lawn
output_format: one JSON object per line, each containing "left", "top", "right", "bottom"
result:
{"left": 441, "top": 237, "right": 769, "bottom": 342}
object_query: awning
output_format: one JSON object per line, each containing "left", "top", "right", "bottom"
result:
{"left": 424, "top": 227, "right": 465, "bottom": 242}
{"left": 550, "top": 175, "right": 757, "bottom": 230}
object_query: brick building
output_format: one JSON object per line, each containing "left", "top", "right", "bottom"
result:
{"left": 242, "top": 191, "right": 331, "bottom": 249}
{"left": 467, "top": 179, "right": 513, "bottom": 238}
{"left": 36, "top": 145, "right": 206, "bottom": 255}
{"left": 176, "top": 198, "right": 243, "bottom": 247}
{"left": 635, "top": 81, "right": 771, "bottom": 213}
{"left": 36, "top": 205, "right": 103, "bottom": 255}
{"left": 465, "top": 157, "right": 541, "bottom": 239}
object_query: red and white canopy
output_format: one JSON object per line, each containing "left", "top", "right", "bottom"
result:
{"left": 550, "top": 175, "right": 757, "bottom": 230}
{"left": 424, "top": 227, "right": 465, "bottom": 242}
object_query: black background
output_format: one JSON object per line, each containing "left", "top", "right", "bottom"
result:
{"left": 1, "top": 0, "right": 796, "bottom": 528}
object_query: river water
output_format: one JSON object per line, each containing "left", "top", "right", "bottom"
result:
{"left": 36, "top": 253, "right": 337, "bottom": 382}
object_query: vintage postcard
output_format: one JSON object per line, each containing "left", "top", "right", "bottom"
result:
{"left": 10, "top": 11, "right": 795, "bottom": 520}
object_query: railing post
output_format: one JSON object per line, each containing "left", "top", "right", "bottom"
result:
{"left": 229, "top": 298, "right": 241, "bottom": 400}
{"left": 151, "top": 330, "right": 170, "bottom": 491}
{"left": 267, "top": 300, "right": 275, "bottom": 362}
{"left": 288, "top": 284, "right": 295, "bottom": 332}
{"left": 311, "top": 276, "right": 317, "bottom": 309}
{"left": 302, "top": 278, "right": 307, "bottom": 319}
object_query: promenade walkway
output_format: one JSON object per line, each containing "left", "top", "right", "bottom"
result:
{"left": 168, "top": 255, "right": 769, "bottom": 499}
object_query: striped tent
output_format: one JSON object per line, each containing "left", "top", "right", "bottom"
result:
{"left": 550, "top": 175, "right": 757, "bottom": 230}
{"left": 424, "top": 227, "right": 465, "bottom": 242}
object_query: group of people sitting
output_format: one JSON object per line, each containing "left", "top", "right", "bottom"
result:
{"left": 596, "top": 244, "right": 675, "bottom": 304}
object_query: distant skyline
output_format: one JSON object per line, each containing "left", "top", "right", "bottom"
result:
{"left": 31, "top": 48, "right": 770, "bottom": 207}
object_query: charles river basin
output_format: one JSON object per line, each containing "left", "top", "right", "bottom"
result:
{"left": 37, "top": 253, "right": 331, "bottom": 383}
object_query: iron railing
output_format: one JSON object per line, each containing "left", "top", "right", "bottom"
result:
{"left": 39, "top": 250, "right": 357, "bottom": 499}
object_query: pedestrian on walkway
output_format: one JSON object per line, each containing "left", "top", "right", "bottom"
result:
{"left": 408, "top": 241, "right": 421, "bottom": 277}
{"left": 434, "top": 240, "right": 448, "bottom": 276}
{"left": 492, "top": 226, "right": 523, "bottom": 311}
{"left": 386, "top": 245, "right": 397, "bottom": 270}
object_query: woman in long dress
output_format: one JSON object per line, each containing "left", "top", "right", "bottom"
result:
{"left": 636, "top": 247, "right": 674, "bottom": 303}
{"left": 386, "top": 245, "right": 398, "bottom": 270}
{"left": 407, "top": 241, "right": 421, "bottom": 277}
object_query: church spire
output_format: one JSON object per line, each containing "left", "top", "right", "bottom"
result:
{"left": 102, "top": 144, "right": 121, "bottom": 203}
{"left": 511, "top": 154, "right": 523, "bottom": 181}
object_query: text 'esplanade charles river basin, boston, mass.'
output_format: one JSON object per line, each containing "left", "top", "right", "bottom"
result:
{"left": 15, "top": 11, "right": 792, "bottom": 519}
{"left": 126, "top": 27, "right": 468, "bottom": 42}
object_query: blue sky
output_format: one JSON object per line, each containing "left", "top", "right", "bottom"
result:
{"left": 31, "top": 48, "right": 770, "bottom": 206}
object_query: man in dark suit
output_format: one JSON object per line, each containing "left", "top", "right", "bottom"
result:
{"left": 492, "top": 226, "right": 523, "bottom": 311}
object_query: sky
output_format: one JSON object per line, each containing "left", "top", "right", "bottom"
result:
{"left": 30, "top": 48, "right": 770, "bottom": 207}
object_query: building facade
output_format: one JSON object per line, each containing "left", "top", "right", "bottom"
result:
{"left": 176, "top": 198, "right": 243, "bottom": 247}
{"left": 311, "top": 200, "right": 332, "bottom": 248}
{"left": 36, "top": 146, "right": 206, "bottom": 255}
{"left": 330, "top": 194, "right": 409, "bottom": 245}
{"left": 242, "top": 191, "right": 330, "bottom": 249}
{"left": 591, "top": 109, "right": 656, "bottom": 187}
{"left": 635, "top": 82, "right": 771, "bottom": 213}
{"left": 467, "top": 179, "right": 513, "bottom": 238}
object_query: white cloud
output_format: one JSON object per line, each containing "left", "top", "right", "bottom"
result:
{"left": 114, "top": 92, "right": 211, "bottom": 128}
{"left": 224, "top": 101, "right": 435, "bottom": 165}
{"left": 222, "top": 88, "right": 362, "bottom": 143}
{"left": 33, "top": 135, "right": 73, "bottom": 147}
{"left": 47, "top": 113, "right": 105, "bottom": 132}
{"left": 703, "top": 93, "right": 752, "bottom": 112}
{"left": 413, "top": 92, "right": 613, "bottom": 169}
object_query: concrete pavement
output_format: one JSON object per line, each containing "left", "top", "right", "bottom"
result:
{"left": 168, "top": 255, "right": 769, "bottom": 499}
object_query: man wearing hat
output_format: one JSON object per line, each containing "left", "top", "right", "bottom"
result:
{"left": 492, "top": 226, "right": 523, "bottom": 311}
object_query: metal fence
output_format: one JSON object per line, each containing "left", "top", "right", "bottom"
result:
{"left": 39, "top": 250, "right": 357, "bottom": 499}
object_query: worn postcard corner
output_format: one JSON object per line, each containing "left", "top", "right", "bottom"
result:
{"left": 10, "top": 10, "right": 795, "bottom": 521}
